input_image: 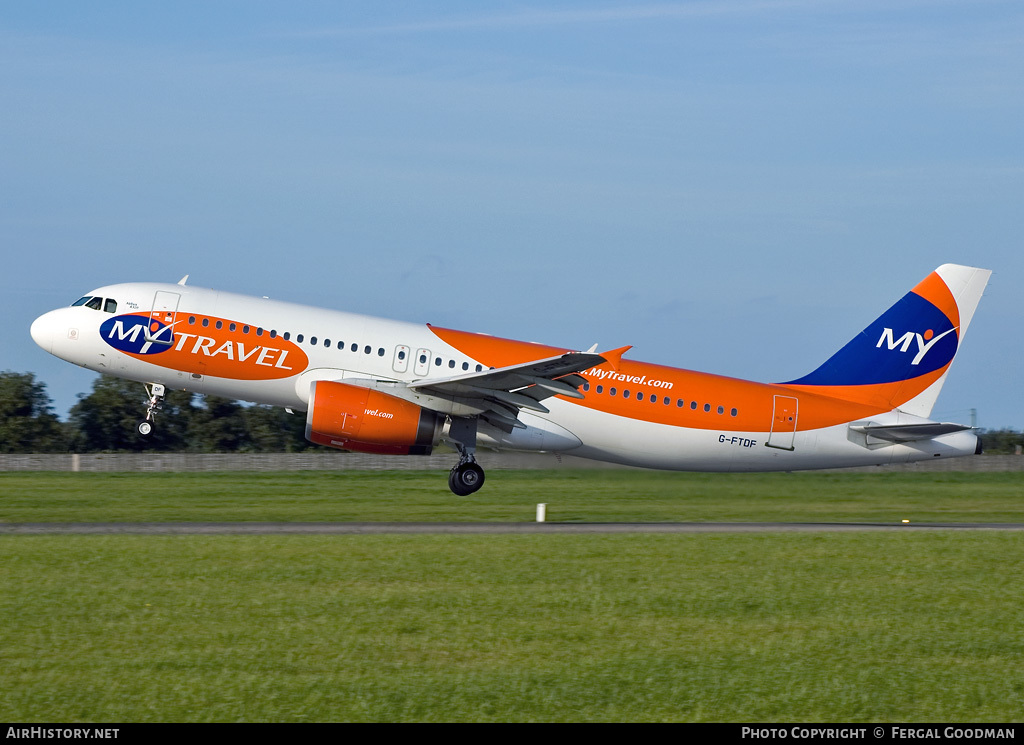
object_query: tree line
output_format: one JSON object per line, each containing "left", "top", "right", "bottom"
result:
{"left": 2, "top": 369, "right": 1023, "bottom": 454}
{"left": 0, "top": 371, "right": 312, "bottom": 453}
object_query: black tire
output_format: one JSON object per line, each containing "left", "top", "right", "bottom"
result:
{"left": 137, "top": 420, "right": 154, "bottom": 438}
{"left": 448, "top": 468, "right": 469, "bottom": 496}
{"left": 448, "top": 462, "right": 485, "bottom": 495}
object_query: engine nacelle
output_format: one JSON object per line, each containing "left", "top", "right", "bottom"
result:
{"left": 305, "top": 381, "right": 442, "bottom": 455}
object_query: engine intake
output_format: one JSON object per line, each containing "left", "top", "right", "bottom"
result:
{"left": 305, "top": 381, "right": 442, "bottom": 455}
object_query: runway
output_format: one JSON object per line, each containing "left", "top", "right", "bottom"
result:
{"left": 4, "top": 521, "right": 1024, "bottom": 534}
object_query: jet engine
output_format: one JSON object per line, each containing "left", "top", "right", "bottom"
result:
{"left": 305, "top": 380, "right": 442, "bottom": 455}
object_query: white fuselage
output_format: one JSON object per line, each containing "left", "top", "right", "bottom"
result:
{"left": 30, "top": 280, "right": 981, "bottom": 472}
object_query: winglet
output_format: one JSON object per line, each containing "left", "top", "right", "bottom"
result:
{"left": 598, "top": 345, "right": 633, "bottom": 371}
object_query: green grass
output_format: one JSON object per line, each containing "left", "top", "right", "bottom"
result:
{"left": 1, "top": 470, "right": 1023, "bottom": 523}
{"left": 2, "top": 533, "right": 1023, "bottom": 722}
{"left": 2, "top": 470, "right": 1024, "bottom": 721}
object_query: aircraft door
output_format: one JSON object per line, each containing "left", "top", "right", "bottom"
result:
{"left": 147, "top": 291, "right": 180, "bottom": 346}
{"left": 767, "top": 395, "right": 798, "bottom": 450}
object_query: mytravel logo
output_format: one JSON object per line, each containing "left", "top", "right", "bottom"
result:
{"left": 786, "top": 290, "right": 960, "bottom": 387}
{"left": 100, "top": 314, "right": 309, "bottom": 380}
{"left": 876, "top": 327, "right": 958, "bottom": 366}
{"left": 100, "top": 315, "right": 174, "bottom": 355}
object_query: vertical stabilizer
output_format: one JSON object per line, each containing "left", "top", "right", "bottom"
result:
{"left": 783, "top": 264, "right": 990, "bottom": 416}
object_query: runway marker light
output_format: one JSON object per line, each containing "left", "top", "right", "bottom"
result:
{"left": 537, "top": 504, "right": 546, "bottom": 523}
{"left": 902, "top": 519, "right": 910, "bottom": 523}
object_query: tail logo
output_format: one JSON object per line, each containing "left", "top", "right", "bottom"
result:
{"left": 876, "top": 327, "right": 958, "bottom": 366}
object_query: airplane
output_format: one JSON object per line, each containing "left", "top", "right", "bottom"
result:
{"left": 30, "top": 263, "right": 990, "bottom": 495}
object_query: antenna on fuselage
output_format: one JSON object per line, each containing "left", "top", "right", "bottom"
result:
{"left": 177, "top": 275, "right": 189, "bottom": 286}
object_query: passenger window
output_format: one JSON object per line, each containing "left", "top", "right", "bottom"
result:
{"left": 309, "top": 336, "right": 316, "bottom": 345}
{"left": 216, "top": 321, "right": 223, "bottom": 330}
{"left": 610, "top": 387, "right": 617, "bottom": 396}
{"left": 324, "top": 339, "right": 330, "bottom": 347}
{"left": 462, "top": 362, "right": 469, "bottom": 370}
{"left": 731, "top": 408, "right": 738, "bottom": 417}
{"left": 229, "top": 323, "right": 237, "bottom": 332}
{"left": 103, "top": 299, "right": 117, "bottom": 313}
{"left": 449, "top": 360, "right": 455, "bottom": 368}
{"left": 364, "top": 345, "right": 371, "bottom": 354}
{"left": 596, "top": 385, "right": 604, "bottom": 394}
{"left": 351, "top": 343, "right": 358, "bottom": 352}
{"left": 297, "top": 334, "right": 304, "bottom": 343}
{"left": 203, "top": 318, "right": 210, "bottom": 327}
{"left": 435, "top": 357, "right": 442, "bottom": 366}
{"left": 377, "top": 348, "right": 385, "bottom": 357}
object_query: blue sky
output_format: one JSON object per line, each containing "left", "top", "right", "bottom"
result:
{"left": 3, "top": 1, "right": 1022, "bottom": 428}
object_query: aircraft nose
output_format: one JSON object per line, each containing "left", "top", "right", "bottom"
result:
{"left": 30, "top": 311, "right": 56, "bottom": 354}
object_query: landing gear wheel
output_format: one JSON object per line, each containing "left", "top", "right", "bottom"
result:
{"left": 137, "top": 420, "right": 154, "bottom": 438}
{"left": 448, "top": 461, "right": 485, "bottom": 496}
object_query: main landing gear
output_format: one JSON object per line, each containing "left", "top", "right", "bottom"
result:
{"left": 137, "top": 383, "right": 166, "bottom": 439}
{"left": 448, "top": 416, "right": 485, "bottom": 496}
{"left": 449, "top": 456, "right": 485, "bottom": 496}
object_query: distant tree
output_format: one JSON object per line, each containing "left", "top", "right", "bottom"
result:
{"left": 978, "top": 429, "right": 1024, "bottom": 455}
{"left": 241, "top": 404, "right": 312, "bottom": 452}
{"left": 186, "top": 395, "right": 252, "bottom": 452}
{"left": 0, "top": 371, "right": 67, "bottom": 452}
{"left": 67, "top": 377, "right": 316, "bottom": 453}
{"left": 69, "top": 377, "right": 195, "bottom": 452}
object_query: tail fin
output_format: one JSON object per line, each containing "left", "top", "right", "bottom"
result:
{"left": 784, "top": 264, "right": 990, "bottom": 416}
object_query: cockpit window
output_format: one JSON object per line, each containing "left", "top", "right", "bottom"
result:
{"left": 72, "top": 296, "right": 92, "bottom": 307}
{"left": 103, "top": 299, "right": 117, "bottom": 313}
{"left": 84, "top": 297, "right": 103, "bottom": 310}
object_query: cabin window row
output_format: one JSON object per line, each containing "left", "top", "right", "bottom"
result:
{"left": 581, "top": 382, "right": 739, "bottom": 417}
{"left": 184, "top": 316, "right": 484, "bottom": 371}
{"left": 186, "top": 316, "right": 390, "bottom": 357}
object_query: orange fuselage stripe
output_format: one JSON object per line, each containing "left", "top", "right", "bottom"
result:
{"left": 428, "top": 326, "right": 901, "bottom": 432}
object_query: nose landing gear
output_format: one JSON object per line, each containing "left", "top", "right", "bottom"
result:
{"left": 137, "top": 383, "right": 166, "bottom": 439}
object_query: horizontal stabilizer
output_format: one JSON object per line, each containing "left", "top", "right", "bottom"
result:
{"left": 848, "top": 421, "right": 973, "bottom": 443}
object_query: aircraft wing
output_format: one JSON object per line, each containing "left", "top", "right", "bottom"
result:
{"left": 849, "top": 422, "right": 973, "bottom": 443}
{"left": 407, "top": 351, "right": 605, "bottom": 432}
